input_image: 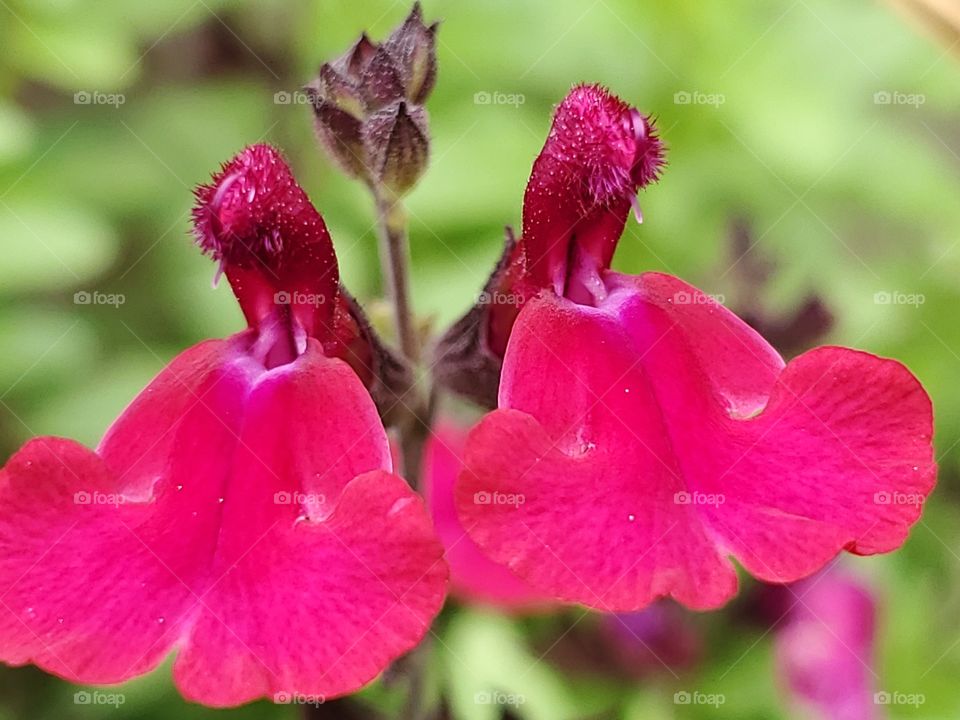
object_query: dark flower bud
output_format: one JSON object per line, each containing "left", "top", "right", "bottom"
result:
{"left": 306, "top": 87, "right": 368, "bottom": 181}
{"left": 383, "top": 2, "right": 439, "bottom": 104}
{"left": 307, "top": 3, "right": 437, "bottom": 195}
{"left": 358, "top": 45, "right": 407, "bottom": 112}
{"left": 363, "top": 100, "right": 430, "bottom": 196}
{"left": 332, "top": 33, "right": 378, "bottom": 82}
{"left": 317, "top": 64, "right": 365, "bottom": 118}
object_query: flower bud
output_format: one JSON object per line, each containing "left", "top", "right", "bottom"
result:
{"left": 332, "top": 33, "right": 378, "bottom": 82}
{"left": 358, "top": 46, "right": 407, "bottom": 112}
{"left": 363, "top": 101, "right": 430, "bottom": 196}
{"left": 383, "top": 2, "right": 439, "bottom": 104}
{"left": 308, "top": 3, "right": 437, "bottom": 195}
{"left": 307, "top": 88, "right": 368, "bottom": 180}
{"left": 317, "top": 64, "right": 365, "bottom": 118}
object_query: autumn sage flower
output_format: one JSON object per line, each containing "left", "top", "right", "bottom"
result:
{"left": 449, "top": 84, "right": 936, "bottom": 611}
{"left": 0, "top": 144, "right": 447, "bottom": 707}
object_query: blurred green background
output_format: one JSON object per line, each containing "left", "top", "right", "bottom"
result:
{"left": 1, "top": 0, "right": 959, "bottom": 718}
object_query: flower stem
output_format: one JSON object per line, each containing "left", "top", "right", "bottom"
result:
{"left": 373, "top": 187, "right": 434, "bottom": 493}
{"left": 371, "top": 186, "right": 433, "bottom": 720}
{"left": 375, "top": 190, "right": 420, "bottom": 365}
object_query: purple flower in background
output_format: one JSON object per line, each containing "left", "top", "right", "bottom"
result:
{"left": 775, "top": 568, "right": 881, "bottom": 720}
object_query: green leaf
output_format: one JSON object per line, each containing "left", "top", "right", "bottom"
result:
{"left": 0, "top": 200, "right": 118, "bottom": 295}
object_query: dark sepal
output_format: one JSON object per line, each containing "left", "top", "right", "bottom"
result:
{"left": 432, "top": 227, "right": 520, "bottom": 410}
{"left": 306, "top": 87, "right": 370, "bottom": 181}
{"left": 363, "top": 100, "right": 430, "bottom": 196}
{"left": 333, "top": 285, "right": 414, "bottom": 428}
{"left": 358, "top": 44, "right": 407, "bottom": 112}
{"left": 329, "top": 32, "right": 379, "bottom": 83}
{"left": 383, "top": 2, "right": 439, "bottom": 104}
{"left": 316, "top": 63, "right": 366, "bottom": 118}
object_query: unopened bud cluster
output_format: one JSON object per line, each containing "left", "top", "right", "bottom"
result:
{"left": 306, "top": 3, "right": 437, "bottom": 196}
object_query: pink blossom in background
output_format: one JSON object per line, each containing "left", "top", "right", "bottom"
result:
{"left": 422, "top": 420, "right": 548, "bottom": 611}
{"left": 776, "top": 568, "right": 881, "bottom": 720}
{"left": 0, "top": 144, "right": 447, "bottom": 707}
{"left": 455, "top": 84, "right": 936, "bottom": 612}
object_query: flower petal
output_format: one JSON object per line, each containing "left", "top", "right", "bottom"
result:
{"left": 0, "top": 338, "right": 246, "bottom": 682}
{"left": 0, "top": 337, "right": 446, "bottom": 704}
{"left": 173, "top": 470, "right": 446, "bottom": 706}
{"left": 458, "top": 273, "right": 934, "bottom": 611}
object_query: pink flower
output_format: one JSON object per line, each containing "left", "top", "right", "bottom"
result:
{"left": 422, "top": 420, "right": 547, "bottom": 610}
{"left": 454, "top": 85, "right": 936, "bottom": 612}
{"left": 0, "top": 144, "right": 447, "bottom": 707}
{"left": 775, "top": 568, "right": 880, "bottom": 720}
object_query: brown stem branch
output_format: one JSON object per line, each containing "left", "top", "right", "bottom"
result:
{"left": 375, "top": 190, "right": 420, "bottom": 365}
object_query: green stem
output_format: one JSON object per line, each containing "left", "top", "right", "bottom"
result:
{"left": 374, "top": 187, "right": 434, "bottom": 491}
{"left": 375, "top": 190, "right": 420, "bottom": 365}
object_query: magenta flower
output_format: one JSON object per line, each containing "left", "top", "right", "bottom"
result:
{"left": 775, "top": 569, "right": 879, "bottom": 720}
{"left": 0, "top": 144, "right": 447, "bottom": 706}
{"left": 422, "top": 419, "right": 547, "bottom": 610}
{"left": 454, "top": 85, "right": 936, "bottom": 611}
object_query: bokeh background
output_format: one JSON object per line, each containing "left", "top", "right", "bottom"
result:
{"left": 1, "top": 0, "right": 959, "bottom": 718}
